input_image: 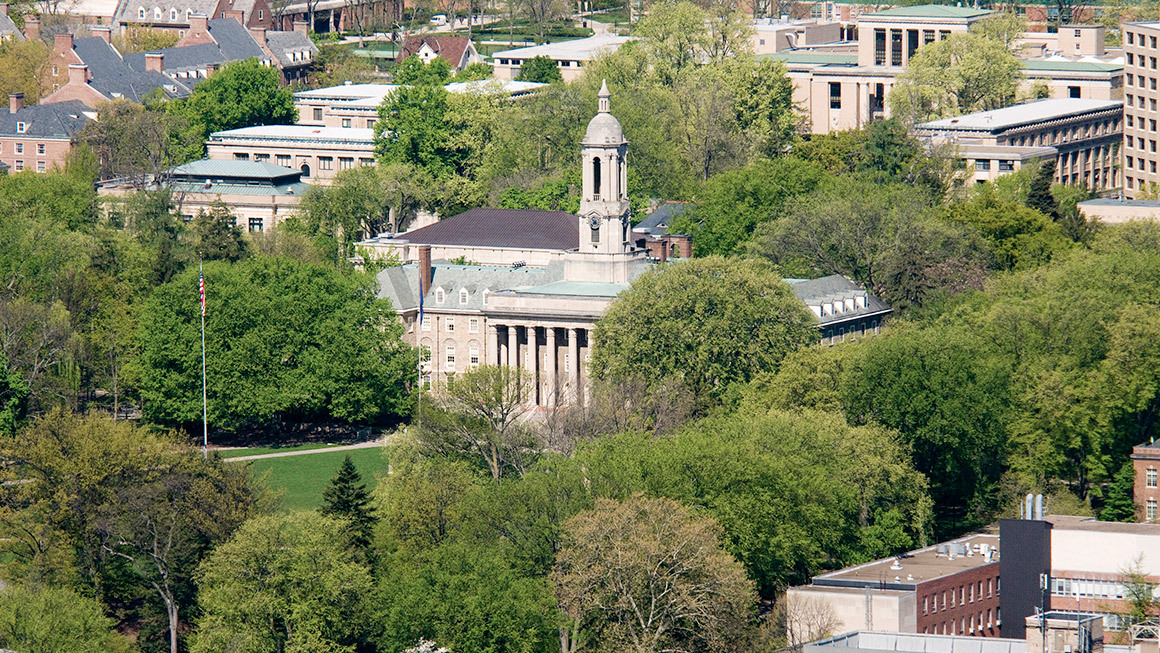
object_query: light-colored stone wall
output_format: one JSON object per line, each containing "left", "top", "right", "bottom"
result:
{"left": 786, "top": 586, "right": 910, "bottom": 644}
{"left": 206, "top": 137, "right": 376, "bottom": 185}
{"left": 1122, "top": 22, "right": 1160, "bottom": 197}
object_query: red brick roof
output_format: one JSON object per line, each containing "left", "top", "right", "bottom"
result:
{"left": 402, "top": 208, "right": 579, "bottom": 250}
{"left": 399, "top": 35, "right": 472, "bottom": 68}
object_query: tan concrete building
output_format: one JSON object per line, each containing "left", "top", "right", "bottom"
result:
{"left": 491, "top": 34, "right": 633, "bottom": 82}
{"left": 376, "top": 82, "right": 650, "bottom": 405}
{"left": 1077, "top": 198, "right": 1160, "bottom": 223}
{"left": 913, "top": 98, "right": 1123, "bottom": 189}
{"left": 205, "top": 125, "right": 375, "bottom": 185}
{"left": 1120, "top": 21, "right": 1160, "bottom": 197}
{"left": 98, "top": 159, "right": 310, "bottom": 231}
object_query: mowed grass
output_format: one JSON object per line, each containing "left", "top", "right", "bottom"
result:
{"left": 244, "top": 447, "right": 390, "bottom": 512}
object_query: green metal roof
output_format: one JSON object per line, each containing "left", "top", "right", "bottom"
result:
{"left": 758, "top": 52, "right": 858, "bottom": 65}
{"left": 515, "top": 281, "right": 629, "bottom": 297}
{"left": 170, "top": 159, "right": 300, "bottom": 180}
{"left": 1023, "top": 60, "right": 1122, "bottom": 73}
{"left": 864, "top": 4, "right": 992, "bottom": 19}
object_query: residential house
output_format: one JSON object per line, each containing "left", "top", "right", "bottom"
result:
{"left": 787, "top": 275, "right": 891, "bottom": 344}
{"left": 397, "top": 35, "right": 482, "bottom": 71}
{"left": 113, "top": 0, "right": 277, "bottom": 35}
{"left": 0, "top": 4, "right": 22, "bottom": 41}
{"left": 40, "top": 31, "right": 191, "bottom": 107}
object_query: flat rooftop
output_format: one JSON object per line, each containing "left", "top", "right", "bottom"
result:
{"left": 915, "top": 98, "right": 1122, "bottom": 133}
{"left": 861, "top": 4, "right": 992, "bottom": 20}
{"left": 955, "top": 144, "right": 1058, "bottom": 159}
{"left": 1079, "top": 198, "right": 1160, "bottom": 207}
{"left": 492, "top": 34, "right": 634, "bottom": 60}
{"left": 1044, "top": 514, "right": 1160, "bottom": 535}
{"left": 207, "top": 125, "right": 375, "bottom": 143}
{"left": 813, "top": 533, "right": 999, "bottom": 589}
{"left": 807, "top": 631, "right": 1025, "bottom": 653}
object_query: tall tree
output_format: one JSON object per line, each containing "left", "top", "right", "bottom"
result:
{"left": 189, "top": 202, "right": 250, "bottom": 263}
{"left": 321, "top": 454, "right": 378, "bottom": 551}
{"left": 552, "top": 495, "right": 756, "bottom": 653}
{"left": 170, "top": 58, "right": 297, "bottom": 150}
{"left": 888, "top": 32, "right": 1021, "bottom": 125}
{"left": 1099, "top": 461, "right": 1137, "bottom": 522}
{"left": 591, "top": 256, "right": 817, "bottom": 405}
{"left": 0, "top": 584, "right": 132, "bottom": 653}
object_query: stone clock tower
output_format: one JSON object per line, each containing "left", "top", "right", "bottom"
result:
{"left": 564, "top": 80, "right": 646, "bottom": 283}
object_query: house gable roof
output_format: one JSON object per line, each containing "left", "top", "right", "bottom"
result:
{"left": 0, "top": 100, "right": 91, "bottom": 138}
{"left": 399, "top": 35, "right": 471, "bottom": 67}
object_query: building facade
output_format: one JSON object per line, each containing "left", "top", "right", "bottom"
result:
{"left": 1132, "top": 441, "right": 1160, "bottom": 522}
{"left": 786, "top": 533, "right": 1003, "bottom": 642}
{"left": 491, "top": 35, "right": 634, "bottom": 82}
{"left": 913, "top": 98, "right": 1123, "bottom": 189}
{"left": 0, "top": 94, "right": 91, "bottom": 173}
{"left": 1122, "top": 22, "right": 1160, "bottom": 197}
{"left": 205, "top": 125, "right": 375, "bottom": 184}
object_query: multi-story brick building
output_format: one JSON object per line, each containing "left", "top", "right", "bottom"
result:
{"left": 0, "top": 94, "right": 91, "bottom": 173}
{"left": 1132, "top": 441, "right": 1160, "bottom": 522}
{"left": 1122, "top": 22, "right": 1160, "bottom": 197}
{"left": 786, "top": 533, "right": 1003, "bottom": 642}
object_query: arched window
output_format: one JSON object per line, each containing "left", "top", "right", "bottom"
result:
{"left": 459, "top": 289, "right": 468, "bottom": 304}
{"left": 138, "top": 7, "right": 146, "bottom": 19}
{"left": 300, "top": 163, "right": 310, "bottom": 177}
{"left": 435, "top": 288, "right": 445, "bottom": 304}
{"left": 170, "top": 8, "right": 176, "bottom": 20}
{"left": 592, "top": 156, "right": 601, "bottom": 196}
{"left": 154, "top": 7, "right": 162, "bottom": 19}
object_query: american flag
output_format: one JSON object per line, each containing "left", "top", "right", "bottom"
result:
{"left": 199, "top": 264, "right": 206, "bottom": 316}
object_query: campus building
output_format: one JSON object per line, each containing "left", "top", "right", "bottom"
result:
{"left": 491, "top": 34, "right": 634, "bottom": 82}
{"left": 0, "top": 95, "right": 91, "bottom": 173}
{"left": 912, "top": 98, "right": 1123, "bottom": 189}
{"left": 1132, "top": 440, "right": 1160, "bottom": 522}
{"left": 1121, "top": 22, "right": 1160, "bottom": 197}
{"left": 205, "top": 125, "right": 375, "bottom": 184}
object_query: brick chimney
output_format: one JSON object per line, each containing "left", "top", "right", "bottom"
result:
{"left": 204, "top": 62, "right": 218, "bottom": 76}
{"left": 145, "top": 52, "right": 164, "bottom": 73}
{"left": 0, "top": 4, "right": 9, "bottom": 17}
{"left": 54, "top": 32, "right": 73, "bottom": 54}
{"left": 292, "top": 19, "right": 308, "bottom": 34}
{"left": 418, "top": 244, "right": 432, "bottom": 297}
{"left": 249, "top": 26, "right": 267, "bottom": 44}
{"left": 22, "top": 14, "right": 37, "bottom": 40}
{"left": 225, "top": 9, "right": 243, "bottom": 22}
{"left": 189, "top": 14, "right": 208, "bottom": 35}
{"left": 68, "top": 63, "right": 87, "bottom": 86}
{"left": 9, "top": 92, "right": 23, "bottom": 114}
{"left": 91, "top": 25, "right": 111, "bottom": 43}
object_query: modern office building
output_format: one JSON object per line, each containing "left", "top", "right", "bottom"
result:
{"left": 1121, "top": 22, "right": 1160, "bottom": 197}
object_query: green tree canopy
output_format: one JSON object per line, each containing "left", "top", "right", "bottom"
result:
{"left": 0, "top": 584, "right": 132, "bottom": 653}
{"left": 171, "top": 58, "right": 296, "bottom": 148}
{"left": 392, "top": 54, "right": 453, "bottom": 85}
{"left": 591, "top": 256, "right": 817, "bottom": 405}
{"left": 517, "top": 55, "right": 563, "bottom": 83}
{"left": 134, "top": 256, "right": 415, "bottom": 429}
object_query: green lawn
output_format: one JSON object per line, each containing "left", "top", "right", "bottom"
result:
{"left": 243, "top": 447, "right": 390, "bottom": 512}
{"left": 217, "top": 442, "right": 346, "bottom": 459}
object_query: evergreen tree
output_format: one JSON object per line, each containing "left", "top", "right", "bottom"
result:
{"left": 1100, "top": 460, "right": 1137, "bottom": 522}
{"left": 1027, "top": 160, "right": 1059, "bottom": 220}
{"left": 321, "top": 454, "right": 376, "bottom": 550}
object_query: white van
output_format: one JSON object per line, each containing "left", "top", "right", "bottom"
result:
{"left": 430, "top": 14, "right": 447, "bottom": 25}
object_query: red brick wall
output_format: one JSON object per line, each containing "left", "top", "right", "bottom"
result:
{"left": 0, "top": 137, "right": 73, "bottom": 173}
{"left": 916, "top": 564, "right": 1002, "bottom": 637}
{"left": 1133, "top": 447, "right": 1160, "bottom": 522}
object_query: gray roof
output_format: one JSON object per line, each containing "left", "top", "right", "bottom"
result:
{"left": 787, "top": 274, "right": 891, "bottom": 326}
{"left": 114, "top": 0, "right": 217, "bottom": 24}
{"left": 915, "top": 98, "right": 1122, "bottom": 134}
{"left": 397, "top": 208, "right": 579, "bottom": 250}
{"left": 1078, "top": 198, "right": 1160, "bottom": 207}
{"left": 806, "top": 631, "right": 1026, "bottom": 653}
{"left": 126, "top": 42, "right": 226, "bottom": 74}
{"left": 207, "top": 18, "right": 267, "bottom": 61}
{"left": 377, "top": 262, "right": 565, "bottom": 312}
{"left": 633, "top": 202, "right": 692, "bottom": 236}
{"left": 169, "top": 179, "right": 310, "bottom": 196}
{"left": 0, "top": 100, "right": 91, "bottom": 138}
{"left": 265, "top": 30, "right": 319, "bottom": 68}
{"left": 75, "top": 36, "right": 191, "bottom": 100}
{"left": 0, "top": 11, "right": 23, "bottom": 39}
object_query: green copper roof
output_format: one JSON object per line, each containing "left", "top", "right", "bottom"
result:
{"left": 864, "top": 4, "right": 992, "bottom": 19}
{"left": 758, "top": 52, "right": 858, "bottom": 65}
{"left": 1023, "top": 60, "right": 1123, "bottom": 73}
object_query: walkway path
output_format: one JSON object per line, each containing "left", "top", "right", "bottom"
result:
{"left": 223, "top": 439, "right": 385, "bottom": 462}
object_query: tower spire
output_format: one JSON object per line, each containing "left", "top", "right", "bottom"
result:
{"left": 598, "top": 79, "right": 610, "bottom": 114}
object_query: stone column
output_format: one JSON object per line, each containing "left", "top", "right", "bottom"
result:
{"left": 529, "top": 326, "right": 540, "bottom": 405}
{"left": 546, "top": 327, "right": 558, "bottom": 407}
{"left": 507, "top": 324, "right": 518, "bottom": 368}
{"left": 487, "top": 324, "right": 498, "bottom": 366}
{"left": 567, "top": 327, "right": 579, "bottom": 404}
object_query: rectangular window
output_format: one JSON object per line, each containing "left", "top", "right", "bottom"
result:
{"left": 17, "top": 122, "right": 24, "bottom": 134}
{"left": 923, "top": 29, "right": 934, "bottom": 44}
{"left": 874, "top": 29, "right": 886, "bottom": 65}
{"left": 234, "top": 152, "right": 249, "bottom": 160}
{"left": 258, "top": 9, "right": 263, "bottom": 18}
{"left": 907, "top": 29, "right": 919, "bottom": 59}
{"left": 1069, "top": 86, "right": 1081, "bottom": 98}
{"left": 313, "top": 107, "right": 323, "bottom": 121}
{"left": 36, "top": 160, "right": 45, "bottom": 172}
{"left": 975, "top": 159, "right": 991, "bottom": 171}
{"left": 254, "top": 153, "right": 270, "bottom": 162}
{"left": 445, "top": 345, "right": 455, "bottom": 371}
{"left": 469, "top": 346, "right": 479, "bottom": 366}
{"left": 446, "top": 318, "right": 454, "bottom": 332}
{"left": 469, "top": 317, "right": 479, "bottom": 333}
{"left": 14, "top": 143, "right": 22, "bottom": 154}
{"left": 1148, "top": 468, "right": 1158, "bottom": 487}
{"left": 339, "top": 157, "right": 354, "bottom": 170}
{"left": 829, "top": 82, "right": 841, "bottom": 109}
{"left": 923, "top": 596, "right": 928, "bottom": 615}
{"left": 341, "top": 118, "right": 351, "bottom": 128}
{"left": 890, "top": 29, "right": 903, "bottom": 66}
{"left": 367, "top": 118, "right": 376, "bottom": 128}
{"left": 277, "top": 154, "right": 290, "bottom": 167}
{"left": 319, "top": 157, "right": 333, "bottom": 170}
{"left": 248, "top": 217, "right": 263, "bottom": 232}
{"left": 421, "top": 314, "right": 431, "bottom": 331}
{"left": 1150, "top": 119, "right": 1157, "bottom": 131}
{"left": 359, "top": 158, "right": 374, "bottom": 166}
{"left": 36, "top": 143, "right": 45, "bottom": 155}
{"left": 14, "top": 160, "right": 21, "bottom": 171}
{"left": 1148, "top": 499, "right": 1157, "bottom": 521}
{"left": 1152, "top": 35, "right": 1157, "bottom": 48}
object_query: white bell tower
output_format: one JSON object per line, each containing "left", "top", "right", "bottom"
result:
{"left": 578, "top": 80, "right": 631, "bottom": 255}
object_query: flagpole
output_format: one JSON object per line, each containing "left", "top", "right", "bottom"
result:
{"left": 200, "top": 261, "right": 208, "bottom": 459}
